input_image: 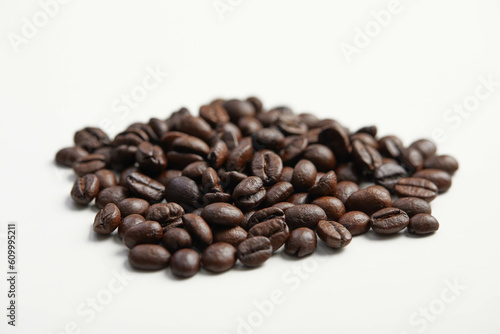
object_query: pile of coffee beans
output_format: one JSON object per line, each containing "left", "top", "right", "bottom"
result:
{"left": 56, "top": 97, "right": 458, "bottom": 278}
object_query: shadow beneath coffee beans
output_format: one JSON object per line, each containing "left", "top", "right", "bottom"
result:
{"left": 164, "top": 267, "right": 194, "bottom": 281}
{"left": 88, "top": 226, "right": 113, "bottom": 241}
{"left": 314, "top": 242, "right": 346, "bottom": 256}
{"left": 232, "top": 262, "right": 262, "bottom": 272}
{"left": 363, "top": 230, "right": 402, "bottom": 241}
{"left": 112, "top": 233, "right": 123, "bottom": 246}
{"left": 404, "top": 230, "right": 436, "bottom": 239}
{"left": 122, "top": 259, "right": 162, "bottom": 276}
{"left": 65, "top": 196, "right": 88, "bottom": 211}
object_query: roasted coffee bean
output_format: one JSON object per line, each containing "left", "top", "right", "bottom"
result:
{"left": 202, "top": 242, "right": 238, "bottom": 273}
{"left": 94, "top": 146, "right": 113, "bottom": 167}
{"left": 374, "top": 163, "right": 408, "bottom": 192}
{"left": 220, "top": 171, "right": 248, "bottom": 193}
{"left": 135, "top": 142, "right": 167, "bottom": 175}
{"left": 335, "top": 162, "right": 363, "bottom": 183}
{"left": 118, "top": 166, "right": 139, "bottom": 187}
{"left": 354, "top": 125, "right": 377, "bottom": 137}
{"left": 398, "top": 147, "right": 424, "bottom": 174}
{"left": 257, "top": 109, "right": 285, "bottom": 127}
{"left": 145, "top": 203, "right": 185, "bottom": 226}
{"left": 95, "top": 186, "right": 130, "bottom": 209}
{"left": 409, "top": 139, "right": 437, "bottom": 159}
{"left": 251, "top": 150, "right": 283, "bottom": 185}
{"left": 371, "top": 207, "right": 409, "bottom": 234}
{"left": 166, "top": 107, "right": 191, "bottom": 131}
{"left": 272, "top": 202, "right": 295, "bottom": 211}
{"left": 305, "top": 128, "right": 322, "bottom": 144}
{"left": 252, "top": 128, "right": 285, "bottom": 151}
{"left": 316, "top": 220, "right": 352, "bottom": 248}
{"left": 309, "top": 171, "right": 337, "bottom": 197}
{"left": 162, "top": 227, "right": 193, "bottom": 253}
{"left": 378, "top": 135, "right": 404, "bottom": 159}
{"left": 237, "top": 236, "right": 272, "bottom": 267}
{"left": 182, "top": 161, "right": 210, "bottom": 182}
{"left": 311, "top": 196, "right": 345, "bottom": 221}
{"left": 318, "top": 124, "right": 351, "bottom": 161}
{"left": 73, "top": 154, "right": 106, "bottom": 176}
{"left": 413, "top": 169, "right": 452, "bottom": 193}
{"left": 302, "top": 144, "right": 336, "bottom": 172}
{"left": 285, "top": 204, "right": 327, "bottom": 230}
{"left": 201, "top": 203, "right": 244, "bottom": 226}
{"left": 182, "top": 214, "right": 213, "bottom": 249}
{"left": 171, "top": 134, "right": 210, "bottom": 157}
{"left": 233, "top": 176, "right": 266, "bottom": 211}
{"left": 291, "top": 159, "right": 317, "bottom": 192}
{"left": 93, "top": 203, "right": 121, "bottom": 235}
{"left": 212, "top": 226, "right": 248, "bottom": 247}
{"left": 170, "top": 249, "right": 201, "bottom": 278}
{"left": 392, "top": 197, "right": 432, "bottom": 217}
{"left": 111, "top": 145, "right": 137, "bottom": 171}
{"left": 219, "top": 122, "right": 242, "bottom": 150}
{"left": 203, "top": 192, "right": 232, "bottom": 204}
{"left": 156, "top": 169, "right": 182, "bottom": 187}
{"left": 199, "top": 103, "right": 230, "bottom": 126}
{"left": 128, "top": 244, "right": 171, "bottom": 270}
{"left": 351, "top": 139, "right": 382, "bottom": 173}
{"left": 201, "top": 167, "right": 222, "bottom": 193}
{"left": 284, "top": 227, "right": 317, "bottom": 257}
{"left": 346, "top": 185, "right": 392, "bottom": 216}
{"left": 224, "top": 99, "right": 256, "bottom": 123}
{"left": 248, "top": 219, "right": 289, "bottom": 252}
{"left": 278, "top": 167, "right": 294, "bottom": 183}
{"left": 160, "top": 131, "right": 186, "bottom": 151}
{"left": 70, "top": 174, "right": 100, "bottom": 205}
{"left": 118, "top": 214, "right": 145, "bottom": 238}
{"left": 74, "top": 127, "right": 110, "bottom": 152}
{"left": 165, "top": 176, "right": 203, "bottom": 211}
{"left": 208, "top": 139, "right": 228, "bottom": 169}
{"left": 127, "top": 123, "right": 158, "bottom": 144}
{"left": 94, "top": 169, "right": 116, "bottom": 190}
{"left": 240, "top": 210, "right": 256, "bottom": 230}
{"left": 338, "top": 211, "right": 370, "bottom": 235}
{"left": 179, "top": 116, "right": 213, "bottom": 141}
{"left": 112, "top": 128, "right": 148, "bottom": 147}
{"left": 407, "top": 214, "right": 439, "bottom": 234}
{"left": 276, "top": 114, "right": 308, "bottom": 136}
{"left": 287, "top": 193, "right": 309, "bottom": 205}
{"left": 279, "top": 136, "right": 308, "bottom": 163}
{"left": 238, "top": 116, "right": 263, "bottom": 137}
{"left": 247, "top": 207, "right": 285, "bottom": 230}
{"left": 350, "top": 132, "right": 378, "bottom": 149}
{"left": 117, "top": 198, "right": 150, "bottom": 217}
{"left": 123, "top": 221, "right": 163, "bottom": 249}
{"left": 298, "top": 113, "right": 319, "bottom": 128}
{"left": 227, "top": 137, "right": 253, "bottom": 172}
{"left": 263, "top": 182, "right": 294, "bottom": 207}
{"left": 55, "top": 146, "right": 88, "bottom": 167}
{"left": 333, "top": 181, "right": 359, "bottom": 205}
{"left": 148, "top": 118, "right": 169, "bottom": 142}
{"left": 166, "top": 151, "right": 204, "bottom": 170}
{"left": 246, "top": 96, "right": 263, "bottom": 113}
{"left": 394, "top": 177, "right": 438, "bottom": 202}
{"left": 126, "top": 172, "right": 165, "bottom": 204}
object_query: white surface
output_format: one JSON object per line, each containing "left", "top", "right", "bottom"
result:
{"left": 1, "top": 0, "right": 500, "bottom": 333}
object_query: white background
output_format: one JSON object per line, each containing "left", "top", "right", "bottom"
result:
{"left": 1, "top": 0, "right": 500, "bottom": 333}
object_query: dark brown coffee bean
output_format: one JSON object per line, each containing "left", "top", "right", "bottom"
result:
{"left": 203, "top": 192, "right": 232, "bottom": 204}
{"left": 201, "top": 167, "right": 222, "bottom": 194}
{"left": 112, "top": 128, "right": 148, "bottom": 147}
{"left": 220, "top": 171, "right": 248, "bottom": 193}
{"left": 179, "top": 116, "right": 213, "bottom": 141}
{"left": 118, "top": 214, "right": 145, "bottom": 238}
{"left": 156, "top": 169, "right": 182, "bottom": 187}
{"left": 170, "top": 249, "right": 201, "bottom": 278}
{"left": 55, "top": 146, "right": 88, "bottom": 167}
{"left": 333, "top": 181, "right": 359, "bottom": 205}
{"left": 94, "top": 146, "right": 113, "bottom": 167}
{"left": 238, "top": 116, "right": 263, "bottom": 137}
{"left": 95, "top": 186, "right": 130, "bottom": 209}
{"left": 201, "top": 203, "right": 244, "bottom": 226}
{"left": 346, "top": 185, "right": 392, "bottom": 216}
{"left": 182, "top": 161, "right": 210, "bottom": 182}
{"left": 202, "top": 242, "right": 238, "bottom": 273}
{"left": 127, "top": 122, "right": 158, "bottom": 143}
{"left": 287, "top": 193, "right": 310, "bottom": 205}
{"left": 237, "top": 236, "right": 272, "bottom": 267}
{"left": 409, "top": 139, "right": 437, "bottom": 159}
{"left": 166, "top": 151, "right": 204, "bottom": 170}
{"left": 316, "top": 220, "right": 352, "bottom": 248}
{"left": 199, "top": 103, "right": 230, "bottom": 126}
{"left": 247, "top": 207, "right": 285, "bottom": 230}
{"left": 297, "top": 113, "right": 319, "bottom": 128}
{"left": 166, "top": 107, "right": 191, "bottom": 131}
{"left": 279, "top": 136, "right": 308, "bottom": 163}
{"left": 338, "top": 211, "right": 370, "bottom": 235}
{"left": 171, "top": 134, "right": 210, "bottom": 157}
{"left": 413, "top": 169, "right": 452, "bottom": 193}
{"left": 208, "top": 139, "right": 228, "bottom": 169}
{"left": 311, "top": 196, "right": 345, "bottom": 221}
{"left": 248, "top": 219, "right": 289, "bottom": 252}
{"left": 392, "top": 197, "right": 432, "bottom": 217}
{"left": 374, "top": 163, "right": 408, "bottom": 192}
{"left": 224, "top": 99, "right": 256, "bottom": 123}
{"left": 335, "top": 162, "right": 363, "bottom": 183}
{"left": 135, "top": 142, "right": 167, "bottom": 175}
{"left": 272, "top": 202, "right": 295, "bottom": 211}
{"left": 276, "top": 114, "right": 308, "bottom": 136}
{"left": 285, "top": 204, "right": 327, "bottom": 230}
{"left": 263, "top": 182, "right": 294, "bottom": 207}
{"left": 144, "top": 202, "right": 185, "bottom": 226}
{"left": 291, "top": 159, "right": 317, "bottom": 192}
{"left": 350, "top": 132, "right": 378, "bottom": 149}
{"left": 309, "top": 171, "right": 337, "bottom": 197}
{"left": 251, "top": 150, "right": 283, "bottom": 185}
{"left": 305, "top": 128, "right": 322, "bottom": 144}
{"left": 94, "top": 169, "right": 116, "bottom": 190}
{"left": 226, "top": 137, "right": 253, "bottom": 172}
{"left": 126, "top": 172, "right": 165, "bottom": 204}
{"left": 93, "top": 203, "right": 121, "bottom": 235}
{"left": 74, "top": 127, "right": 110, "bottom": 152}
{"left": 118, "top": 166, "right": 139, "bottom": 186}
{"left": 212, "top": 226, "right": 248, "bottom": 247}
{"left": 394, "top": 177, "right": 438, "bottom": 202}
{"left": 318, "top": 124, "right": 351, "bottom": 161}
{"left": 278, "top": 166, "right": 294, "bottom": 183}
{"left": 285, "top": 227, "right": 317, "bottom": 257}
{"left": 123, "top": 221, "right": 163, "bottom": 249}
{"left": 117, "top": 198, "right": 150, "bottom": 217}
{"left": 70, "top": 174, "right": 100, "bottom": 205}
{"left": 351, "top": 139, "right": 382, "bottom": 174}
{"left": 219, "top": 122, "right": 242, "bottom": 150}
{"left": 148, "top": 118, "right": 169, "bottom": 142}
{"left": 162, "top": 227, "right": 193, "bottom": 253}
{"left": 128, "top": 244, "right": 171, "bottom": 270}
{"left": 165, "top": 176, "right": 202, "bottom": 211}
{"left": 233, "top": 176, "right": 266, "bottom": 211}
{"left": 371, "top": 207, "right": 409, "bottom": 234}
{"left": 111, "top": 145, "right": 137, "bottom": 171}
{"left": 408, "top": 214, "right": 439, "bottom": 234}
{"left": 73, "top": 154, "right": 106, "bottom": 176}
{"left": 302, "top": 144, "right": 336, "bottom": 172}
{"left": 182, "top": 213, "right": 213, "bottom": 249}
{"left": 355, "top": 125, "right": 377, "bottom": 137}
{"left": 252, "top": 128, "right": 285, "bottom": 151}
{"left": 378, "top": 135, "right": 404, "bottom": 159}
{"left": 159, "top": 131, "right": 186, "bottom": 151}
{"left": 246, "top": 96, "right": 263, "bottom": 113}
{"left": 399, "top": 148, "right": 424, "bottom": 174}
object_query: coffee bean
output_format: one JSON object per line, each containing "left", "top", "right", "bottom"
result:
{"left": 309, "top": 171, "right": 337, "bottom": 197}
{"left": 166, "top": 151, "right": 204, "bottom": 170}
{"left": 95, "top": 186, "right": 130, "bottom": 209}
{"left": 346, "top": 185, "right": 392, "bottom": 216}
{"left": 73, "top": 154, "right": 106, "bottom": 176}
{"left": 251, "top": 150, "right": 283, "bottom": 185}
{"left": 291, "top": 159, "right": 317, "bottom": 192}
{"left": 71, "top": 174, "right": 100, "bottom": 205}
{"left": 74, "top": 127, "right": 110, "bottom": 152}
{"left": 182, "top": 213, "right": 213, "bottom": 249}
{"left": 94, "top": 169, "right": 116, "bottom": 190}
{"left": 247, "top": 207, "right": 285, "bottom": 230}
{"left": 413, "top": 169, "right": 452, "bottom": 193}
{"left": 148, "top": 118, "right": 169, "bottom": 142}
{"left": 199, "top": 103, "right": 230, "bottom": 126}
{"left": 279, "top": 136, "right": 308, "bottom": 163}
{"left": 118, "top": 214, "right": 145, "bottom": 238}
{"left": 276, "top": 114, "right": 308, "bottom": 136}
{"left": 399, "top": 147, "right": 424, "bottom": 174}
{"left": 117, "top": 198, "right": 150, "bottom": 217}
{"left": 248, "top": 219, "right": 289, "bottom": 252}
{"left": 355, "top": 125, "right": 377, "bottom": 137}
{"left": 227, "top": 137, "right": 254, "bottom": 172}
{"left": 318, "top": 124, "right": 351, "bottom": 161}
{"left": 166, "top": 107, "right": 191, "bottom": 131}
{"left": 272, "top": 202, "right": 295, "bottom": 211}
{"left": 316, "top": 220, "right": 352, "bottom": 248}
{"left": 156, "top": 169, "right": 182, "bottom": 187}
{"left": 202, "top": 242, "right": 238, "bottom": 273}
{"left": 238, "top": 116, "right": 263, "bottom": 137}
{"left": 409, "top": 139, "right": 437, "bottom": 159}
{"left": 203, "top": 192, "right": 232, "bottom": 204}
{"left": 201, "top": 203, "right": 244, "bottom": 226}
{"left": 335, "top": 162, "right": 363, "bottom": 183}
{"left": 302, "top": 144, "right": 336, "bottom": 172}
{"left": 351, "top": 139, "right": 382, "bottom": 173}
{"left": 371, "top": 207, "right": 409, "bottom": 234}
{"left": 201, "top": 167, "right": 222, "bottom": 194}
{"left": 208, "top": 139, "right": 228, "bottom": 169}
{"left": 182, "top": 161, "right": 210, "bottom": 182}
{"left": 162, "top": 227, "right": 193, "bottom": 253}
{"left": 237, "top": 236, "right": 272, "bottom": 267}
{"left": 374, "top": 163, "right": 408, "bottom": 192}
{"left": 311, "top": 196, "right": 345, "bottom": 221}
{"left": 287, "top": 193, "right": 309, "bottom": 205}
{"left": 128, "top": 244, "right": 171, "bottom": 270}
{"left": 333, "top": 181, "right": 359, "bottom": 205}
{"left": 285, "top": 204, "right": 327, "bottom": 230}
{"left": 423, "top": 154, "right": 459, "bottom": 175}
{"left": 408, "top": 214, "right": 439, "bottom": 234}
{"left": 171, "top": 134, "right": 210, "bottom": 157}
{"left": 394, "top": 177, "right": 438, "bottom": 202}
{"left": 252, "top": 128, "right": 285, "bottom": 151}
{"left": 179, "top": 116, "right": 213, "bottom": 141}
{"left": 94, "top": 147, "right": 113, "bottom": 167}
{"left": 118, "top": 166, "right": 139, "bottom": 186}
{"left": 233, "top": 176, "right": 266, "bottom": 211}
{"left": 246, "top": 96, "right": 263, "bottom": 113}
{"left": 338, "top": 211, "right": 370, "bottom": 235}
{"left": 55, "top": 146, "right": 88, "bottom": 167}
{"left": 220, "top": 171, "right": 248, "bottom": 193}
{"left": 135, "top": 142, "right": 167, "bottom": 175}
{"left": 392, "top": 197, "right": 431, "bottom": 218}
{"left": 278, "top": 167, "right": 294, "bottom": 183}
{"left": 350, "top": 132, "right": 378, "bottom": 149}
{"left": 123, "top": 221, "right": 163, "bottom": 249}
{"left": 126, "top": 172, "right": 165, "bottom": 204}
{"left": 224, "top": 99, "right": 256, "bottom": 123}
{"left": 263, "top": 182, "right": 294, "bottom": 207}
{"left": 112, "top": 128, "right": 148, "bottom": 147}
{"left": 378, "top": 135, "right": 404, "bottom": 159}
{"left": 284, "top": 227, "right": 317, "bottom": 257}
{"left": 93, "top": 203, "right": 121, "bottom": 235}
{"left": 170, "top": 248, "right": 201, "bottom": 278}
{"left": 165, "top": 176, "right": 202, "bottom": 211}
{"left": 212, "top": 226, "right": 248, "bottom": 247}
